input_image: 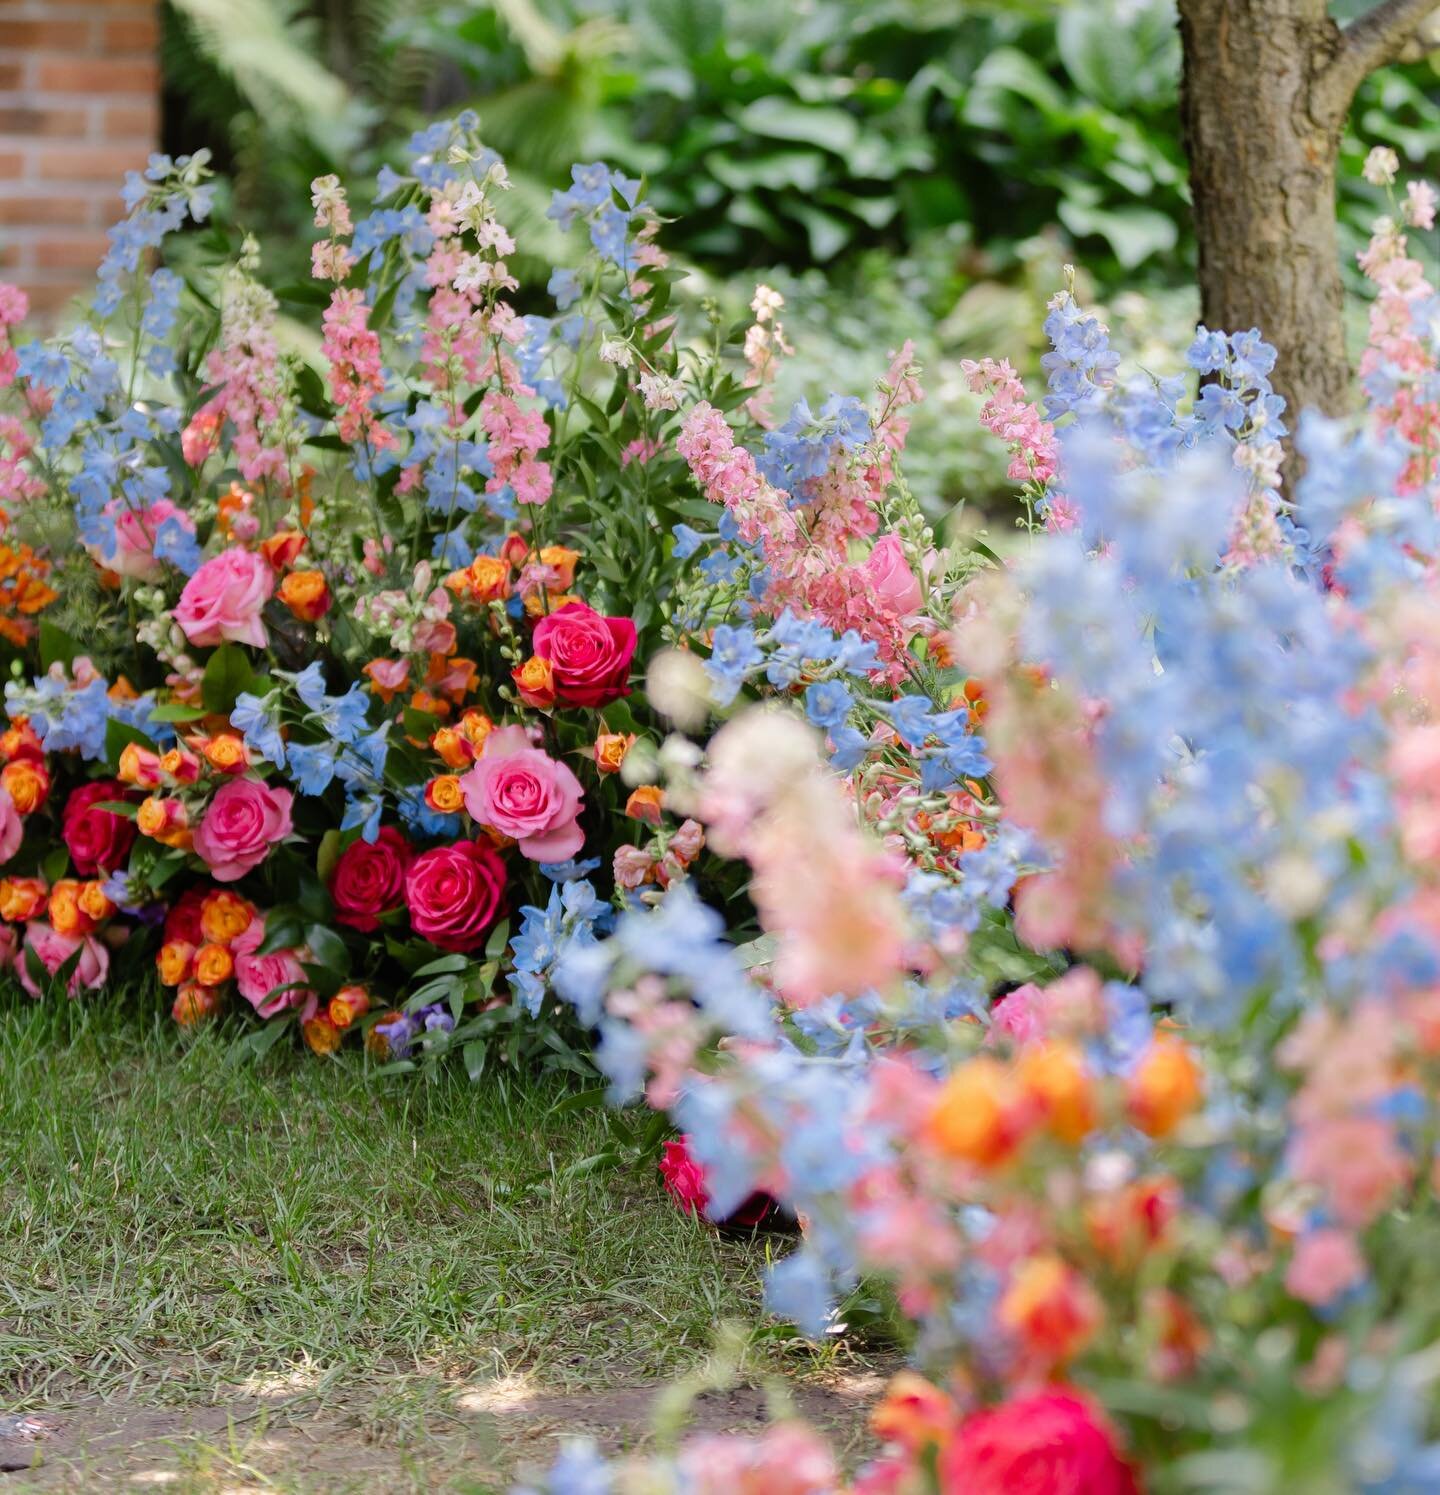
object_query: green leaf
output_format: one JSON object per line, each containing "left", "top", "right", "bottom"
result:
{"left": 411, "top": 952, "right": 472, "bottom": 979}
{"left": 484, "top": 918, "right": 511, "bottom": 962}
{"left": 304, "top": 923, "right": 351, "bottom": 977}
{"left": 1056, "top": 200, "right": 1178, "bottom": 268}
{"left": 41, "top": 846, "right": 69, "bottom": 885}
{"left": 92, "top": 800, "right": 138, "bottom": 818}
{"left": 315, "top": 829, "right": 341, "bottom": 887}
{"left": 147, "top": 703, "right": 209, "bottom": 724}
{"left": 201, "top": 644, "right": 255, "bottom": 716}
{"left": 38, "top": 620, "right": 79, "bottom": 673}
{"left": 734, "top": 933, "right": 779, "bottom": 970}
{"left": 791, "top": 202, "right": 851, "bottom": 262}
{"left": 258, "top": 910, "right": 304, "bottom": 954}
{"left": 548, "top": 1085, "right": 609, "bottom": 1117}
{"left": 735, "top": 97, "right": 859, "bottom": 155}
{"left": 402, "top": 706, "right": 441, "bottom": 741}
{"left": 463, "top": 1040, "right": 488, "bottom": 1082}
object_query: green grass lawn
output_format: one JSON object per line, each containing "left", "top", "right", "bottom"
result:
{"left": 0, "top": 991, "right": 860, "bottom": 1489}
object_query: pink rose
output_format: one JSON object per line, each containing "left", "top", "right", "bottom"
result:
{"left": 235, "top": 940, "right": 316, "bottom": 1020}
{"left": 659, "top": 1135, "right": 775, "bottom": 1228}
{"left": 0, "top": 786, "right": 21, "bottom": 865}
{"left": 193, "top": 778, "right": 294, "bottom": 882}
{"left": 460, "top": 725, "right": 585, "bottom": 861}
{"left": 861, "top": 534, "right": 922, "bottom": 616}
{"left": 86, "top": 499, "right": 196, "bottom": 582}
{"left": 531, "top": 601, "right": 637, "bottom": 707}
{"left": 941, "top": 1390, "right": 1139, "bottom": 1495}
{"left": 17, "top": 922, "right": 110, "bottom": 998}
{"left": 1285, "top": 1228, "right": 1366, "bottom": 1307}
{"left": 404, "top": 839, "right": 508, "bottom": 952}
{"left": 173, "top": 546, "right": 274, "bottom": 648}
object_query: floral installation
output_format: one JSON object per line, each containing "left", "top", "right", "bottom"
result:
{"left": 515, "top": 171, "right": 1440, "bottom": 1490}
{"left": 6, "top": 122, "right": 1440, "bottom": 1491}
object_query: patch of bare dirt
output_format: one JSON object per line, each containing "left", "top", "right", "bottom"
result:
{"left": 1, "top": 1369, "right": 887, "bottom": 1491}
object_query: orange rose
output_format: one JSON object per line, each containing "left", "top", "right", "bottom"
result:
{"left": 48, "top": 879, "right": 93, "bottom": 937}
{"left": 593, "top": 731, "right": 635, "bottom": 775}
{"left": 172, "top": 981, "right": 224, "bottom": 1027}
{"left": 431, "top": 727, "right": 474, "bottom": 769}
{"left": 200, "top": 890, "right": 254, "bottom": 945}
{"left": 1017, "top": 1042, "right": 1096, "bottom": 1144}
{"left": 278, "top": 568, "right": 331, "bottom": 622}
{"left": 365, "top": 1013, "right": 403, "bottom": 1059}
{"left": 160, "top": 746, "right": 201, "bottom": 783}
{"left": 302, "top": 1014, "right": 344, "bottom": 1056}
{"left": 261, "top": 529, "right": 306, "bottom": 570}
{"left": 511, "top": 655, "right": 556, "bottom": 709}
{"left": 1, "top": 757, "right": 49, "bottom": 814}
{"left": 537, "top": 545, "right": 580, "bottom": 592}
{"left": 449, "top": 554, "right": 511, "bottom": 604}
{"left": 194, "top": 942, "right": 234, "bottom": 987}
{"left": 77, "top": 881, "right": 115, "bottom": 924}
{"left": 201, "top": 734, "right": 249, "bottom": 774}
{"left": 424, "top": 775, "right": 464, "bottom": 814}
{"left": 157, "top": 939, "right": 195, "bottom": 986}
{"left": 926, "top": 1056, "right": 1034, "bottom": 1169}
{"left": 458, "top": 710, "right": 494, "bottom": 750}
{"left": 0, "top": 876, "right": 47, "bottom": 921}
{"left": 998, "top": 1254, "right": 1102, "bottom": 1368}
{"left": 1128, "top": 1037, "right": 1203, "bottom": 1138}
{"left": 0, "top": 718, "right": 43, "bottom": 763}
{"left": 328, "top": 985, "right": 370, "bottom": 1029}
{"left": 118, "top": 742, "right": 164, "bottom": 788}
{"left": 870, "top": 1373, "right": 956, "bottom": 1456}
{"left": 137, "top": 796, "right": 191, "bottom": 848}
{"left": 624, "top": 785, "right": 664, "bottom": 824}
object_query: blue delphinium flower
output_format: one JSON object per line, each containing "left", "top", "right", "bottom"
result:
{"left": 804, "top": 679, "right": 852, "bottom": 730}
{"left": 704, "top": 624, "right": 763, "bottom": 705}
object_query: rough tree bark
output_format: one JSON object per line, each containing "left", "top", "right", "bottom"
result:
{"left": 1177, "top": 0, "right": 1439, "bottom": 425}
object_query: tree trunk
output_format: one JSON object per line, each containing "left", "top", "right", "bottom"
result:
{"left": 1177, "top": 0, "right": 1353, "bottom": 424}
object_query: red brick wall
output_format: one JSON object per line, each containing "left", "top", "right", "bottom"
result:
{"left": 0, "top": 0, "right": 160, "bottom": 318}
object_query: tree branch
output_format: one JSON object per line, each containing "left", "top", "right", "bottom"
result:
{"left": 1328, "top": 0, "right": 1440, "bottom": 104}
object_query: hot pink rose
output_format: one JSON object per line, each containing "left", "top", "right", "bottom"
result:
{"left": 62, "top": 779, "right": 137, "bottom": 875}
{"left": 86, "top": 499, "right": 196, "bottom": 582}
{"left": 531, "top": 601, "right": 636, "bottom": 707}
{"left": 861, "top": 534, "right": 922, "bottom": 615}
{"left": 173, "top": 546, "right": 274, "bottom": 648}
{"left": 460, "top": 725, "right": 584, "bottom": 861}
{"left": 659, "top": 1135, "right": 775, "bottom": 1228}
{"left": 235, "top": 940, "right": 316, "bottom": 1020}
{"left": 941, "top": 1391, "right": 1139, "bottom": 1495}
{"left": 0, "top": 786, "right": 21, "bottom": 866}
{"left": 329, "top": 826, "right": 413, "bottom": 931}
{"left": 17, "top": 923, "right": 110, "bottom": 998}
{"left": 193, "top": 778, "right": 294, "bottom": 882}
{"left": 404, "top": 839, "right": 508, "bottom": 952}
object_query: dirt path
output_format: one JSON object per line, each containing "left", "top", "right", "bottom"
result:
{"left": 1, "top": 1369, "right": 888, "bottom": 1491}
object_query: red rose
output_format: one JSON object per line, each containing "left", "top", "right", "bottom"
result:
{"left": 658, "top": 1135, "right": 775, "bottom": 1228}
{"left": 329, "top": 826, "right": 413, "bottom": 932}
{"left": 404, "top": 839, "right": 507, "bottom": 953}
{"left": 940, "top": 1391, "right": 1140, "bottom": 1495}
{"left": 164, "top": 885, "right": 209, "bottom": 946}
{"left": 531, "top": 601, "right": 637, "bottom": 708}
{"left": 62, "top": 779, "right": 137, "bottom": 876}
